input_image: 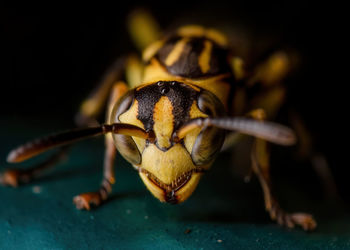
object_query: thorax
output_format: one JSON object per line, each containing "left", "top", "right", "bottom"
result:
{"left": 140, "top": 25, "right": 235, "bottom": 109}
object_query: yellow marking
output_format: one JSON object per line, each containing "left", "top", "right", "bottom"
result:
{"left": 139, "top": 171, "right": 166, "bottom": 202}
{"left": 141, "top": 58, "right": 228, "bottom": 107}
{"left": 142, "top": 61, "right": 231, "bottom": 111}
{"left": 118, "top": 100, "right": 146, "bottom": 152}
{"left": 178, "top": 25, "right": 205, "bottom": 37}
{"left": 189, "top": 100, "right": 208, "bottom": 118}
{"left": 142, "top": 58, "right": 176, "bottom": 83}
{"left": 175, "top": 172, "right": 202, "bottom": 203}
{"left": 141, "top": 144, "right": 194, "bottom": 185}
{"left": 183, "top": 101, "right": 208, "bottom": 154}
{"left": 142, "top": 40, "right": 164, "bottom": 62}
{"left": 153, "top": 96, "right": 174, "bottom": 149}
{"left": 140, "top": 59, "right": 201, "bottom": 93}
{"left": 198, "top": 40, "right": 213, "bottom": 74}
{"left": 206, "top": 29, "right": 228, "bottom": 46}
{"left": 139, "top": 60, "right": 232, "bottom": 111}
{"left": 118, "top": 100, "right": 144, "bottom": 128}
{"left": 140, "top": 142, "right": 212, "bottom": 203}
{"left": 165, "top": 38, "right": 189, "bottom": 66}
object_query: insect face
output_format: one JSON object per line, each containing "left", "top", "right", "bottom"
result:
{"left": 1, "top": 15, "right": 317, "bottom": 230}
{"left": 110, "top": 80, "right": 226, "bottom": 203}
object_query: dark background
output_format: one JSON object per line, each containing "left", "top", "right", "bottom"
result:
{"left": 1, "top": 2, "right": 346, "bottom": 202}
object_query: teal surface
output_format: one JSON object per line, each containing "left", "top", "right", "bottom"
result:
{"left": 1, "top": 118, "right": 349, "bottom": 250}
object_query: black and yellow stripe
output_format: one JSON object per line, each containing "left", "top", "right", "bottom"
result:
{"left": 154, "top": 36, "right": 231, "bottom": 79}
{"left": 109, "top": 26, "right": 236, "bottom": 204}
{"left": 140, "top": 26, "right": 236, "bottom": 111}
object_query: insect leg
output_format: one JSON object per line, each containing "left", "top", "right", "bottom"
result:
{"left": 1, "top": 122, "right": 151, "bottom": 187}
{"left": 248, "top": 109, "right": 317, "bottom": 231}
{"left": 125, "top": 55, "right": 144, "bottom": 89}
{"left": 247, "top": 50, "right": 296, "bottom": 88}
{"left": 231, "top": 51, "right": 293, "bottom": 118}
{"left": 75, "top": 57, "right": 126, "bottom": 127}
{"left": 127, "top": 9, "right": 161, "bottom": 52}
{"left": 290, "top": 111, "right": 338, "bottom": 200}
{"left": 250, "top": 86, "right": 286, "bottom": 119}
{"left": 0, "top": 146, "right": 68, "bottom": 187}
{"left": 73, "top": 82, "right": 129, "bottom": 210}
{"left": 0, "top": 56, "right": 128, "bottom": 187}
{"left": 0, "top": 126, "right": 105, "bottom": 187}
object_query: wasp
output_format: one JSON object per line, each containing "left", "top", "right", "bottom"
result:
{"left": 0, "top": 10, "right": 316, "bottom": 231}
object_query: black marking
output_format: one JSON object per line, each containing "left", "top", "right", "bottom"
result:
{"left": 135, "top": 81, "right": 199, "bottom": 148}
{"left": 168, "top": 37, "right": 205, "bottom": 77}
{"left": 208, "top": 42, "right": 232, "bottom": 76}
{"left": 165, "top": 190, "right": 178, "bottom": 204}
{"left": 156, "top": 36, "right": 182, "bottom": 63}
{"left": 156, "top": 36, "right": 231, "bottom": 79}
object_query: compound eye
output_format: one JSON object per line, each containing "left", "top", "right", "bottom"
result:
{"left": 110, "top": 90, "right": 142, "bottom": 165}
{"left": 111, "top": 90, "right": 135, "bottom": 122}
{"left": 197, "top": 90, "right": 225, "bottom": 117}
{"left": 191, "top": 90, "right": 226, "bottom": 166}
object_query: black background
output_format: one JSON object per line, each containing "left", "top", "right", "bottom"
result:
{"left": 1, "top": 2, "right": 347, "bottom": 202}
